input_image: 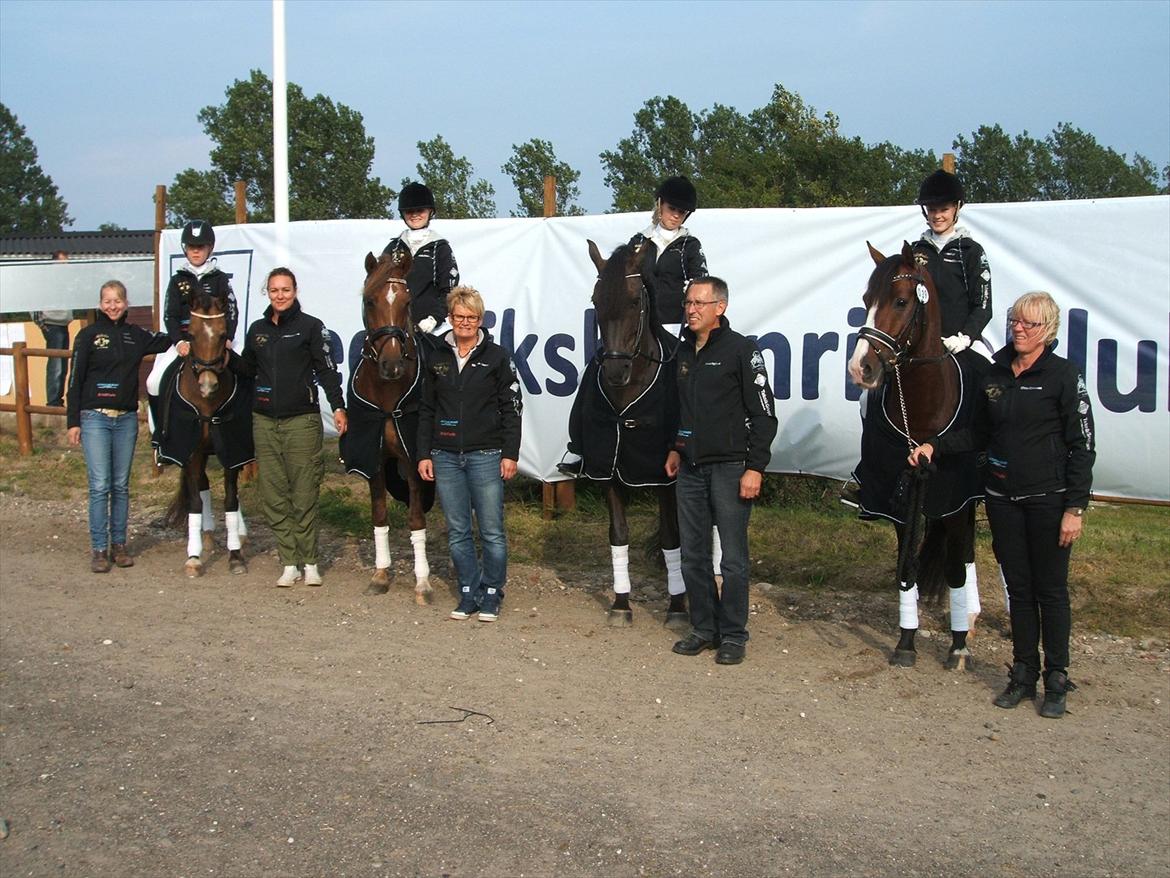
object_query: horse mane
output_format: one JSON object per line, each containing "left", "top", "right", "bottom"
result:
{"left": 596, "top": 243, "right": 657, "bottom": 321}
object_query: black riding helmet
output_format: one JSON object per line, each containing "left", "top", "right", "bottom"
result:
{"left": 656, "top": 175, "right": 698, "bottom": 213}
{"left": 399, "top": 182, "right": 436, "bottom": 214}
{"left": 181, "top": 220, "right": 215, "bottom": 249}
{"left": 917, "top": 170, "right": 965, "bottom": 207}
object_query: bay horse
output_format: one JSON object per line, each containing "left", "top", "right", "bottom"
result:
{"left": 848, "top": 241, "right": 982, "bottom": 669}
{"left": 342, "top": 249, "right": 433, "bottom": 603}
{"left": 162, "top": 286, "right": 250, "bottom": 577}
{"left": 571, "top": 240, "right": 686, "bottom": 628}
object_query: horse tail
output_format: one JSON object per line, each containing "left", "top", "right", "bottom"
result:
{"left": 164, "top": 475, "right": 192, "bottom": 529}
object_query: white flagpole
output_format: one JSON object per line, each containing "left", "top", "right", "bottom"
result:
{"left": 272, "top": 0, "right": 290, "bottom": 257}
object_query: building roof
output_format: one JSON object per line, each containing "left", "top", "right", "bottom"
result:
{"left": 0, "top": 230, "right": 155, "bottom": 260}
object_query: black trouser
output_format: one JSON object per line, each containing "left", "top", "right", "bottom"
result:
{"left": 986, "top": 492, "right": 1072, "bottom": 681}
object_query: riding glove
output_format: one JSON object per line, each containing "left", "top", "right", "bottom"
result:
{"left": 942, "top": 333, "right": 971, "bottom": 354}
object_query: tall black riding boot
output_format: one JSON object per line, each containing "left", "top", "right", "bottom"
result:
{"left": 1040, "top": 670, "right": 1074, "bottom": 719}
{"left": 993, "top": 662, "right": 1037, "bottom": 709}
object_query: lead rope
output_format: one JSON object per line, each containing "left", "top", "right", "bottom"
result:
{"left": 892, "top": 362, "right": 932, "bottom": 591}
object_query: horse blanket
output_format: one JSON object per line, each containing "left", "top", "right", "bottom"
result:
{"left": 152, "top": 360, "right": 255, "bottom": 470}
{"left": 566, "top": 332, "right": 678, "bottom": 487}
{"left": 853, "top": 355, "right": 984, "bottom": 524}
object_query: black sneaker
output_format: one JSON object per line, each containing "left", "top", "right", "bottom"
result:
{"left": 993, "top": 662, "right": 1037, "bottom": 709}
{"left": 1040, "top": 670, "right": 1075, "bottom": 719}
{"left": 672, "top": 633, "right": 718, "bottom": 656}
{"left": 715, "top": 641, "right": 746, "bottom": 665}
{"left": 479, "top": 587, "right": 502, "bottom": 623}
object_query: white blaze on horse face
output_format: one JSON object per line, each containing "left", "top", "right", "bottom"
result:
{"left": 385, "top": 287, "right": 397, "bottom": 307}
{"left": 848, "top": 303, "right": 878, "bottom": 384}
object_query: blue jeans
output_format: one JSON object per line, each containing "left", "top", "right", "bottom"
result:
{"left": 80, "top": 409, "right": 139, "bottom": 551}
{"left": 43, "top": 323, "right": 69, "bottom": 407}
{"left": 677, "top": 460, "right": 753, "bottom": 644}
{"left": 431, "top": 449, "right": 507, "bottom": 602}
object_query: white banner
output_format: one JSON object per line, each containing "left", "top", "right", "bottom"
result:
{"left": 160, "top": 196, "right": 1170, "bottom": 502}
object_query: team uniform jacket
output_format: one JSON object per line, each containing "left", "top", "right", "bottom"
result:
{"left": 935, "top": 343, "right": 1095, "bottom": 509}
{"left": 231, "top": 300, "right": 345, "bottom": 419}
{"left": 673, "top": 316, "right": 777, "bottom": 472}
{"left": 382, "top": 233, "right": 459, "bottom": 326}
{"left": 164, "top": 265, "right": 239, "bottom": 344}
{"left": 628, "top": 230, "right": 708, "bottom": 326}
{"left": 67, "top": 312, "right": 171, "bottom": 427}
{"left": 416, "top": 330, "right": 522, "bottom": 460}
{"left": 912, "top": 233, "right": 992, "bottom": 341}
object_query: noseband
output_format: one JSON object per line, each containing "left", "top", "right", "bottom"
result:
{"left": 856, "top": 272, "right": 929, "bottom": 371}
{"left": 187, "top": 309, "right": 228, "bottom": 375}
{"left": 363, "top": 275, "right": 414, "bottom": 363}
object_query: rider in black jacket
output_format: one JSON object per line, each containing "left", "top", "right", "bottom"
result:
{"left": 628, "top": 175, "right": 708, "bottom": 328}
{"left": 382, "top": 183, "right": 460, "bottom": 332}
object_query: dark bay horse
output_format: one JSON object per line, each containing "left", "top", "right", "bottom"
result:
{"left": 162, "top": 286, "right": 249, "bottom": 577}
{"left": 342, "top": 249, "right": 434, "bottom": 603}
{"left": 849, "top": 241, "right": 982, "bottom": 669}
{"left": 572, "top": 240, "right": 686, "bottom": 628}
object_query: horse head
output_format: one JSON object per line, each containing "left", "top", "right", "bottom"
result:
{"left": 186, "top": 287, "right": 231, "bottom": 399}
{"left": 588, "top": 239, "right": 649, "bottom": 389}
{"left": 362, "top": 249, "right": 415, "bottom": 382}
{"left": 848, "top": 241, "right": 942, "bottom": 390}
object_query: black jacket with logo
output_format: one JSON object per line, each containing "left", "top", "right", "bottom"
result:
{"left": 628, "top": 230, "right": 707, "bottom": 326}
{"left": 936, "top": 343, "right": 1095, "bottom": 509}
{"left": 164, "top": 265, "right": 239, "bottom": 343}
{"left": 912, "top": 234, "right": 992, "bottom": 341}
{"left": 382, "top": 235, "right": 459, "bottom": 326}
{"left": 416, "top": 330, "right": 522, "bottom": 460}
{"left": 67, "top": 312, "right": 171, "bottom": 427}
{"left": 232, "top": 300, "right": 344, "bottom": 419}
{"left": 673, "top": 317, "right": 777, "bottom": 472}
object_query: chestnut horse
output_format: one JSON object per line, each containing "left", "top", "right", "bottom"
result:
{"left": 571, "top": 240, "right": 686, "bottom": 628}
{"left": 849, "top": 241, "right": 982, "bottom": 669}
{"left": 343, "top": 249, "right": 433, "bottom": 603}
{"left": 162, "top": 286, "right": 249, "bottom": 577}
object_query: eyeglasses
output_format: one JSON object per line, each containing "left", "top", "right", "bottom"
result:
{"left": 450, "top": 314, "right": 480, "bottom": 324}
{"left": 683, "top": 299, "right": 719, "bottom": 310}
{"left": 1008, "top": 317, "right": 1045, "bottom": 330}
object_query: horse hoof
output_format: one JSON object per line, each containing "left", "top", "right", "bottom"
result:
{"left": 889, "top": 648, "right": 916, "bottom": 667}
{"left": 607, "top": 608, "right": 633, "bottom": 627}
{"left": 664, "top": 611, "right": 690, "bottom": 632}
{"left": 415, "top": 590, "right": 433, "bottom": 606}
{"left": 202, "top": 532, "right": 215, "bottom": 553}
{"left": 364, "top": 580, "right": 389, "bottom": 596}
{"left": 945, "top": 648, "right": 973, "bottom": 672}
{"left": 229, "top": 557, "right": 247, "bottom": 575}
{"left": 185, "top": 558, "right": 203, "bottom": 579}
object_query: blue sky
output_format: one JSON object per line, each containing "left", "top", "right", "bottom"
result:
{"left": 1, "top": 0, "right": 1167, "bottom": 230}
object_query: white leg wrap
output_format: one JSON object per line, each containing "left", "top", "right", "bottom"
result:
{"left": 711, "top": 526, "right": 723, "bottom": 575}
{"left": 662, "top": 547, "right": 685, "bottom": 596}
{"left": 898, "top": 584, "right": 919, "bottom": 630}
{"left": 187, "top": 513, "right": 202, "bottom": 558}
{"left": 964, "top": 561, "right": 982, "bottom": 615}
{"left": 611, "top": 544, "right": 631, "bottom": 595}
{"left": 410, "top": 528, "right": 429, "bottom": 582}
{"left": 374, "top": 525, "right": 391, "bottom": 569}
{"left": 949, "top": 584, "right": 969, "bottom": 632}
{"left": 225, "top": 511, "right": 242, "bottom": 551}
{"left": 200, "top": 490, "right": 214, "bottom": 532}
{"left": 999, "top": 565, "right": 1011, "bottom": 614}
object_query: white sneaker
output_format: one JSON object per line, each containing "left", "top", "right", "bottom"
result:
{"left": 276, "top": 565, "right": 300, "bottom": 587}
{"left": 303, "top": 564, "right": 323, "bottom": 586}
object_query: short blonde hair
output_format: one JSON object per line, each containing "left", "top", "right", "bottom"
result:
{"left": 1011, "top": 291, "right": 1060, "bottom": 344}
{"left": 100, "top": 280, "right": 128, "bottom": 302}
{"left": 446, "top": 286, "right": 485, "bottom": 319}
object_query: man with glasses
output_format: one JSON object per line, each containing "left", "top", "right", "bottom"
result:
{"left": 665, "top": 277, "right": 776, "bottom": 665}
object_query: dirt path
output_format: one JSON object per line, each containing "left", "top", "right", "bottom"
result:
{"left": 1, "top": 495, "right": 1167, "bottom": 877}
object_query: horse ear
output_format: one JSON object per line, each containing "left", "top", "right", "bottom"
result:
{"left": 587, "top": 239, "right": 606, "bottom": 275}
{"left": 866, "top": 241, "right": 885, "bottom": 265}
{"left": 365, "top": 251, "right": 378, "bottom": 274}
{"left": 901, "top": 240, "right": 915, "bottom": 262}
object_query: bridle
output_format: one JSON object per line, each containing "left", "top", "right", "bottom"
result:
{"left": 856, "top": 271, "right": 930, "bottom": 372}
{"left": 593, "top": 272, "right": 675, "bottom": 378}
{"left": 362, "top": 275, "right": 415, "bottom": 364}
{"left": 186, "top": 308, "right": 228, "bottom": 376}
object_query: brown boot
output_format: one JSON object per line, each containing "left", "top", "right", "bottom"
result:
{"left": 111, "top": 544, "right": 134, "bottom": 568}
{"left": 91, "top": 550, "right": 112, "bottom": 574}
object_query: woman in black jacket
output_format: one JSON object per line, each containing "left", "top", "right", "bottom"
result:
{"left": 381, "top": 183, "right": 459, "bottom": 334}
{"left": 67, "top": 280, "right": 171, "bottom": 572}
{"left": 909, "top": 292, "right": 1096, "bottom": 718}
{"left": 233, "top": 268, "right": 348, "bottom": 588}
{"left": 417, "top": 287, "right": 522, "bottom": 623}
{"left": 628, "top": 175, "right": 708, "bottom": 330}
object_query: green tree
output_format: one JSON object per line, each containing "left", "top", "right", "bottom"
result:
{"left": 411, "top": 135, "right": 495, "bottom": 219}
{"left": 168, "top": 70, "right": 394, "bottom": 224}
{"left": 600, "top": 96, "right": 700, "bottom": 212}
{"left": 502, "top": 139, "right": 584, "bottom": 217}
{"left": 953, "top": 124, "right": 1051, "bottom": 202}
{"left": 1040, "top": 123, "right": 1160, "bottom": 199}
{"left": 97, "top": 222, "right": 127, "bottom": 232}
{"left": 0, "top": 103, "right": 72, "bottom": 234}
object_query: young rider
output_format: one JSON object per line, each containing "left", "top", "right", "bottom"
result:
{"left": 381, "top": 182, "right": 459, "bottom": 335}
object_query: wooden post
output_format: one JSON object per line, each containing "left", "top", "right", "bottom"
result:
{"left": 153, "top": 185, "right": 166, "bottom": 333}
{"left": 12, "top": 342, "right": 32, "bottom": 456}
{"left": 234, "top": 181, "right": 248, "bottom": 223}
{"left": 542, "top": 175, "right": 556, "bottom": 218}
{"left": 942, "top": 152, "right": 956, "bottom": 174}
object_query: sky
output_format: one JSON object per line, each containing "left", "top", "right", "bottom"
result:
{"left": 1, "top": 0, "right": 1167, "bottom": 230}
